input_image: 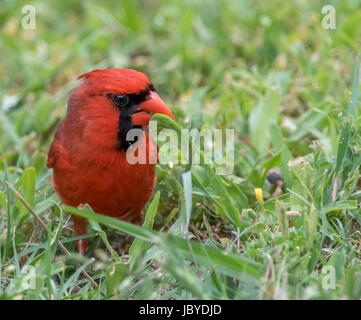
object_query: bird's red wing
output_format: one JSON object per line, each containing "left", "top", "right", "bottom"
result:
{"left": 47, "top": 121, "right": 67, "bottom": 169}
{"left": 47, "top": 124, "right": 65, "bottom": 169}
{"left": 46, "top": 140, "right": 58, "bottom": 169}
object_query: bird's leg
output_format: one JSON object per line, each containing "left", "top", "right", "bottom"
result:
{"left": 72, "top": 215, "right": 88, "bottom": 254}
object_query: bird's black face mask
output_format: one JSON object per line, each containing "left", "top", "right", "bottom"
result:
{"left": 108, "top": 85, "right": 154, "bottom": 151}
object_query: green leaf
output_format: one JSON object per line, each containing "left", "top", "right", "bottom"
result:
{"left": 16, "top": 167, "right": 36, "bottom": 220}
{"left": 0, "top": 191, "right": 7, "bottom": 210}
{"left": 202, "top": 165, "right": 242, "bottom": 228}
{"left": 162, "top": 207, "right": 179, "bottom": 230}
{"left": 249, "top": 85, "right": 282, "bottom": 153}
{"left": 151, "top": 114, "right": 182, "bottom": 134}
{"left": 129, "top": 191, "right": 160, "bottom": 270}
{"left": 335, "top": 121, "right": 351, "bottom": 174}
{"left": 322, "top": 200, "right": 358, "bottom": 215}
{"left": 86, "top": 204, "right": 121, "bottom": 263}
{"left": 22, "top": 167, "right": 36, "bottom": 207}
{"left": 305, "top": 203, "right": 318, "bottom": 251}
{"left": 275, "top": 200, "right": 288, "bottom": 240}
{"left": 105, "top": 263, "right": 129, "bottom": 297}
{"left": 65, "top": 205, "right": 264, "bottom": 279}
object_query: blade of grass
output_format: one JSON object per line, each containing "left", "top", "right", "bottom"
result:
{"left": 65, "top": 204, "right": 265, "bottom": 279}
{"left": 347, "top": 58, "right": 360, "bottom": 119}
{"left": 6, "top": 182, "right": 99, "bottom": 290}
{"left": 129, "top": 191, "right": 160, "bottom": 271}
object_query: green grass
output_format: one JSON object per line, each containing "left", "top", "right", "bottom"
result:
{"left": 1, "top": 0, "right": 361, "bottom": 299}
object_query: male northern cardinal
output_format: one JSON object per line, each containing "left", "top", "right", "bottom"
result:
{"left": 47, "top": 68, "right": 174, "bottom": 253}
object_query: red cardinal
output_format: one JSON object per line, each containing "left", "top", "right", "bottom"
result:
{"left": 47, "top": 68, "right": 174, "bottom": 253}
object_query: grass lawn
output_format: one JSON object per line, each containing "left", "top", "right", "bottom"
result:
{"left": 1, "top": 0, "right": 361, "bottom": 299}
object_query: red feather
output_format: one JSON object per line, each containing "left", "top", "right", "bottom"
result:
{"left": 47, "top": 69, "right": 172, "bottom": 253}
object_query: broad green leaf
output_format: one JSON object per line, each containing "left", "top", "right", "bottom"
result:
{"left": 16, "top": 167, "right": 36, "bottom": 221}
{"left": 335, "top": 121, "right": 351, "bottom": 174}
{"left": 0, "top": 191, "right": 7, "bottom": 210}
{"left": 105, "top": 263, "right": 129, "bottom": 297}
{"left": 249, "top": 85, "right": 282, "bottom": 153}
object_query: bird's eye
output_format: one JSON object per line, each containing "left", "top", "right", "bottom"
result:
{"left": 112, "top": 94, "right": 129, "bottom": 107}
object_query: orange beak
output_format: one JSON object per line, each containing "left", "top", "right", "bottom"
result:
{"left": 132, "top": 91, "right": 174, "bottom": 126}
